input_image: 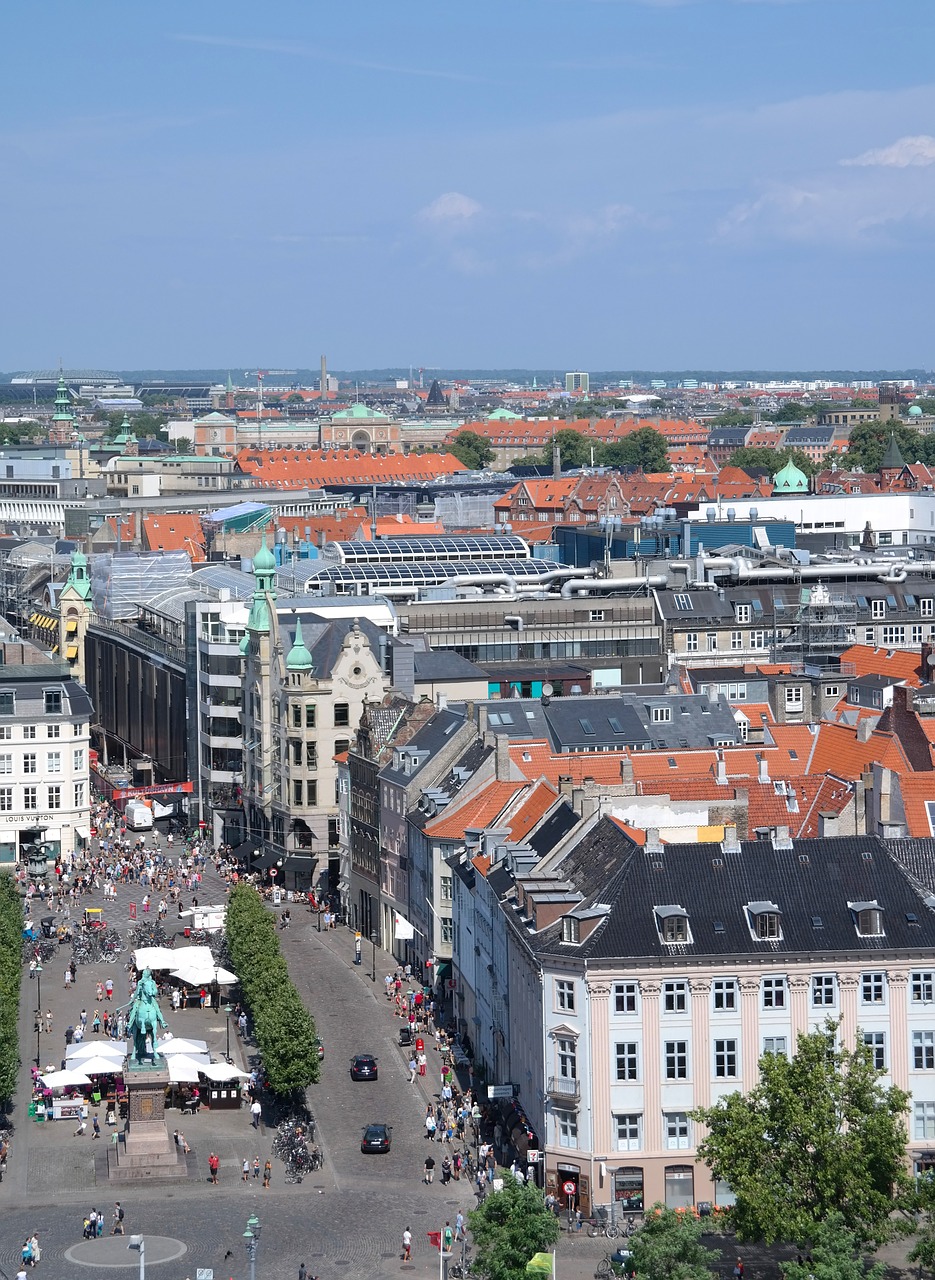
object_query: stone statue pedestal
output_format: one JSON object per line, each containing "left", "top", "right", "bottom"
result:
{"left": 108, "top": 1063, "right": 188, "bottom": 1182}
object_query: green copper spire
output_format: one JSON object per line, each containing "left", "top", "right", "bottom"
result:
{"left": 247, "top": 534, "right": 277, "bottom": 634}
{"left": 64, "top": 549, "right": 91, "bottom": 601}
{"left": 881, "top": 432, "right": 905, "bottom": 471}
{"left": 285, "top": 616, "right": 314, "bottom": 673}
{"left": 53, "top": 377, "right": 73, "bottom": 423}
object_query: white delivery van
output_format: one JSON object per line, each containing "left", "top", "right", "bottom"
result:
{"left": 124, "top": 800, "right": 154, "bottom": 831}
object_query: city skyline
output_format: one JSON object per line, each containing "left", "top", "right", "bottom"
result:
{"left": 3, "top": 0, "right": 933, "bottom": 369}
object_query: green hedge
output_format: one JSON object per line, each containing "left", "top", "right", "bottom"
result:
{"left": 225, "top": 885, "right": 320, "bottom": 1094}
{"left": 0, "top": 875, "right": 22, "bottom": 1104}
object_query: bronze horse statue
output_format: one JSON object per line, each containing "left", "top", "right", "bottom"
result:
{"left": 127, "top": 968, "right": 168, "bottom": 1064}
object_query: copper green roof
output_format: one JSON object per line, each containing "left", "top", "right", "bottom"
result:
{"left": 773, "top": 458, "right": 808, "bottom": 493}
{"left": 285, "top": 616, "right": 314, "bottom": 672}
{"left": 881, "top": 433, "right": 905, "bottom": 470}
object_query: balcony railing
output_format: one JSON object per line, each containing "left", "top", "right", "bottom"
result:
{"left": 547, "top": 1075, "right": 580, "bottom": 1102}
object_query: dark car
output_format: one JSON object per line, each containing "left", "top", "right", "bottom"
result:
{"left": 398, "top": 1026, "right": 414, "bottom": 1047}
{"left": 350, "top": 1054, "right": 378, "bottom": 1081}
{"left": 361, "top": 1123, "right": 391, "bottom": 1154}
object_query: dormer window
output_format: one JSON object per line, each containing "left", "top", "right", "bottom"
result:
{"left": 656, "top": 906, "right": 691, "bottom": 944}
{"left": 747, "top": 901, "right": 782, "bottom": 940}
{"left": 562, "top": 917, "right": 580, "bottom": 944}
{"left": 851, "top": 901, "right": 884, "bottom": 937}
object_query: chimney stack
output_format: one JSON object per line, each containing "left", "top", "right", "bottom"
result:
{"left": 495, "top": 733, "right": 510, "bottom": 781}
{"left": 758, "top": 756, "right": 769, "bottom": 783}
{"left": 715, "top": 752, "right": 728, "bottom": 786}
{"left": 721, "top": 823, "right": 741, "bottom": 854}
{"left": 320, "top": 354, "right": 327, "bottom": 397}
{"left": 644, "top": 827, "right": 663, "bottom": 855}
{"left": 552, "top": 442, "right": 561, "bottom": 480}
{"left": 857, "top": 719, "right": 874, "bottom": 743}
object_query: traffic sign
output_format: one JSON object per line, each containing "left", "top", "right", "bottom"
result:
{"left": 196, "top": 1270, "right": 214, "bottom": 1280}
{"left": 487, "top": 1084, "right": 515, "bottom": 1099}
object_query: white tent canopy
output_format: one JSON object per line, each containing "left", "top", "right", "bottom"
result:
{"left": 201, "top": 1061, "right": 250, "bottom": 1082}
{"left": 156, "top": 1037, "right": 208, "bottom": 1056}
{"left": 72, "top": 1054, "right": 124, "bottom": 1075}
{"left": 166, "top": 1053, "right": 210, "bottom": 1084}
{"left": 67, "top": 1041, "right": 126, "bottom": 1062}
{"left": 132, "top": 946, "right": 179, "bottom": 970}
{"left": 171, "top": 962, "right": 236, "bottom": 986}
{"left": 42, "top": 1068, "right": 92, "bottom": 1089}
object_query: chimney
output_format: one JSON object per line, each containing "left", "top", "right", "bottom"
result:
{"left": 619, "top": 756, "right": 634, "bottom": 786}
{"left": 817, "top": 810, "right": 838, "bottom": 839}
{"left": 558, "top": 775, "right": 574, "bottom": 797}
{"left": 320, "top": 354, "right": 327, "bottom": 397}
{"left": 436, "top": 691, "right": 448, "bottom": 713}
{"left": 644, "top": 827, "right": 663, "bottom": 855}
{"left": 857, "top": 718, "right": 874, "bottom": 743}
{"left": 495, "top": 733, "right": 510, "bottom": 781}
{"left": 721, "top": 823, "right": 740, "bottom": 854}
{"left": 552, "top": 442, "right": 561, "bottom": 479}
{"left": 715, "top": 752, "right": 728, "bottom": 786}
{"left": 922, "top": 640, "right": 933, "bottom": 685}
{"left": 758, "top": 756, "right": 769, "bottom": 783}
{"left": 771, "top": 824, "right": 793, "bottom": 850}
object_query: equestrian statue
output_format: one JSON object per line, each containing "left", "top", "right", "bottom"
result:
{"left": 127, "top": 968, "right": 168, "bottom": 1064}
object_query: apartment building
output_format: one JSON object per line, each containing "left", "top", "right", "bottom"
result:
{"left": 486, "top": 819, "right": 935, "bottom": 1216}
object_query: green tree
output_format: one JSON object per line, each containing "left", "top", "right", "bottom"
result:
{"left": 0, "top": 874, "right": 21, "bottom": 1103}
{"left": 225, "top": 885, "right": 320, "bottom": 1094}
{"left": 843, "top": 421, "right": 922, "bottom": 472}
{"left": 692, "top": 1021, "right": 911, "bottom": 1246}
{"left": 601, "top": 427, "right": 670, "bottom": 472}
{"left": 909, "top": 1172, "right": 935, "bottom": 1275}
{"left": 764, "top": 401, "right": 817, "bottom": 423}
{"left": 449, "top": 430, "right": 494, "bottom": 470}
{"left": 781, "top": 1214, "right": 884, "bottom": 1280}
{"left": 173, "top": 437, "right": 193, "bottom": 455}
{"left": 468, "top": 1172, "right": 559, "bottom": 1280}
{"left": 627, "top": 1204, "right": 719, "bottom": 1280}
{"left": 538, "top": 428, "right": 592, "bottom": 468}
{"left": 728, "top": 446, "right": 818, "bottom": 478}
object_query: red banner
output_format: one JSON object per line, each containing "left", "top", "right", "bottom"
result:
{"left": 129, "top": 903, "right": 137, "bottom": 920}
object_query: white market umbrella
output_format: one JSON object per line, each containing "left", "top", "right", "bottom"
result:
{"left": 42, "top": 1068, "right": 92, "bottom": 1090}
{"left": 67, "top": 1041, "right": 126, "bottom": 1062}
{"left": 73, "top": 1055, "right": 124, "bottom": 1076}
{"left": 170, "top": 962, "right": 236, "bottom": 986}
{"left": 201, "top": 1061, "right": 250, "bottom": 1081}
{"left": 166, "top": 1053, "right": 210, "bottom": 1084}
{"left": 156, "top": 1037, "right": 209, "bottom": 1056}
{"left": 133, "top": 946, "right": 179, "bottom": 970}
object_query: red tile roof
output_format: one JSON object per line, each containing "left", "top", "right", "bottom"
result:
{"left": 235, "top": 448, "right": 467, "bottom": 487}
{"left": 141, "top": 514, "right": 205, "bottom": 561}
{"left": 839, "top": 644, "right": 923, "bottom": 688}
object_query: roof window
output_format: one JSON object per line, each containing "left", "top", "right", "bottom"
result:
{"left": 850, "top": 900, "right": 884, "bottom": 938}
{"left": 747, "top": 901, "right": 782, "bottom": 941}
{"left": 655, "top": 905, "right": 692, "bottom": 945}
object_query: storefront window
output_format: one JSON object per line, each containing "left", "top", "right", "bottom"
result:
{"left": 614, "top": 1167, "right": 644, "bottom": 1209}
{"left": 665, "top": 1165, "right": 694, "bottom": 1209}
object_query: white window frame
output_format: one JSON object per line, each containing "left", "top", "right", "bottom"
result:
{"left": 861, "top": 972, "right": 886, "bottom": 1005}
{"left": 615, "top": 1113, "right": 641, "bottom": 1152}
{"left": 812, "top": 974, "right": 836, "bottom": 1007}
{"left": 913, "top": 1031, "right": 935, "bottom": 1070}
{"left": 614, "top": 982, "right": 638, "bottom": 1015}
{"left": 556, "top": 979, "right": 576, "bottom": 1013}
{"left": 762, "top": 976, "right": 787, "bottom": 1009}
{"left": 664, "top": 1111, "right": 691, "bottom": 1150}
{"left": 712, "top": 979, "right": 737, "bottom": 1011}
{"left": 663, "top": 981, "right": 688, "bottom": 1013}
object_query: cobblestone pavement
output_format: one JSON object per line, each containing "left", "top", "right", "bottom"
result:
{"left": 1, "top": 864, "right": 917, "bottom": 1280}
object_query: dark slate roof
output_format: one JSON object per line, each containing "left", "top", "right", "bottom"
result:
{"left": 525, "top": 819, "right": 935, "bottom": 962}
{"left": 413, "top": 651, "right": 487, "bottom": 682}
{"left": 527, "top": 801, "right": 579, "bottom": 857}
{"left": 379, "top": 709, "right": 466, "bottom": 784}
{"left": 408, "top": 736, "right": 492, "bottom": 830}
{"left": 885, "top": 838, "right": 935, "bottom": 896}
{"left": 544, "top": 698, "right": 649, "bottom": 750}
{"left": 655, "top": 591, "right": 735, "bottom": 623}
{"left": 785, "top": 426, "right": 835, "bottom": 444}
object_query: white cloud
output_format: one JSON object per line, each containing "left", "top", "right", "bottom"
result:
{"left": 418, "top": 192, "right": 483, "bottom": 225}
{"left": 842, "top": 135, "right": 935, "bottom": 168}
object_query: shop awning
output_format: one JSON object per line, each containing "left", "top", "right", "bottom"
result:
{"left": 66, "top": 645, "right": 78, "bottom": 660}
{"left": 75, "top": 827, "right": 90, "bottom": 842}
{"left": 66, "top": 619, "right": 78, "bottom": 634}
{"left": 50, "top": 645, "right": 59, "bottom": 654}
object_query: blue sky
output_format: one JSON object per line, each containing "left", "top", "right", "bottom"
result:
{"left": 3, "top": 0, "right": 933, "bottom": 371}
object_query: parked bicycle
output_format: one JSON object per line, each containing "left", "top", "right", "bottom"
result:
{"left": 588, "top": 1210, "right": 620, "bottom": 1239}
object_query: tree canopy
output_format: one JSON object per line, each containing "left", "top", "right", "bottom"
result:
{"left": 467, "top": 1172, "right": 558, "bottom": 1280}
{"left": 843, "top": 420, "right": 935, "bottom": 472}
{"left": 728, "top": 446, "right": 818, "bottom": 477}
{"left": 0, "top": 874, "right": 22, "bottom": 1104}
{"left": 692, "top": 1022, "right": 911, "bottom": 1246}
{"left": 449, "top": 430, "right": 494, "bottom": 470}
{"left": 538, "top": 426, "right": 670, "bottom": 472}
{"left": 781, "top": 1214, "right": 884, "bottom": 1280}
{"left": 626, "top": 1204, "right": 719, "bottom": 1280}
{"left": 225, "top": 885, "right": 320, "bottom": 1095}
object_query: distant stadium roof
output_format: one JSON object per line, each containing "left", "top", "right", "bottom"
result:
{"left": 322, "top": 534, "right": 529, "bottom": 565}
{"left": 11, "top": 370, "right": 119, "bottom": 385}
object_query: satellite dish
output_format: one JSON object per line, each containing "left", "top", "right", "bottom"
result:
{"left": 542, "top": 683, "right": 554, "bottom": 697}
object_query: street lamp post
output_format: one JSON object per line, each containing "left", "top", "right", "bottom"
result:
{"left": 128, "top": 1235, "right": 145, "bottom": 1280}
{"left": 224, "top": 1003, "right": 232, "bottom": 1063}
{"left": 243, "top": 1213, "right": 261, "bottom": 1280}
{"left": 35, "top": 963, "right": 43, "bottom": 1066}
{"left": 370, "top": 931, "right": 378, "bottom": 983}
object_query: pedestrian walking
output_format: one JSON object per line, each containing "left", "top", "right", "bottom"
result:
{"left": 208, "top": 1152, "right": 219, "bottom": 1184}
{"left": 299, "top": 1266, "right": 309, "bottom": 1280}
{"left": 263, "top": 1159, "right": 271, "bottom": 1188}
{"left": 402, "top": 1228, "right": 412, "bottom": 1262}
{"left": 104, "top": 978, "right": 113, "bottom": 1001}
{"left": 418, "top": 1050, "right": 427, "bottom": 1077}
{"left": 112, "top": 1203, "right": 125, "bottom": 1234}
{"left": 444, "top": 1222, "right": 453, "bottom": 1254}
{"left": 250, "top": 1099, "right": 261, "bottom": 1129}
{"left": 96, "top": 982, "right": 104, "bottom": 1002}
{"left": 92, "top": 1115, "right": 101, "bottom": 1140}
{"left": 64, "top": 968, "right": 72, "bottom": 990}
{"left": 238, "top": 1010, "right": 248, "bottom": 1040}
{"left": 242, "top": 1158, "right": 249, "bottom": 1182}
{"left": 424, "top": 1154, "right": 435, "bottom": 1184}
{"left": 408, "top": 1056, "right": 417, "bottom": 1083}
{"left": 73, "top": 1118, "right": 87, "bottom": 1137}
{"left": 80, "top": 1009, "right": 88, "bottom": 1028}
{"left": 28, "top": 1233, "right": 40, "bottom": 1264}
{"left": 253, "top": 1156, "right": 260, "bottom": 1179}
{"left": 44, "top": 1010, "right": 52, "bottom": 1034}
{"left": 455, "top": 1211, "right": 465, "bottom": 1241}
